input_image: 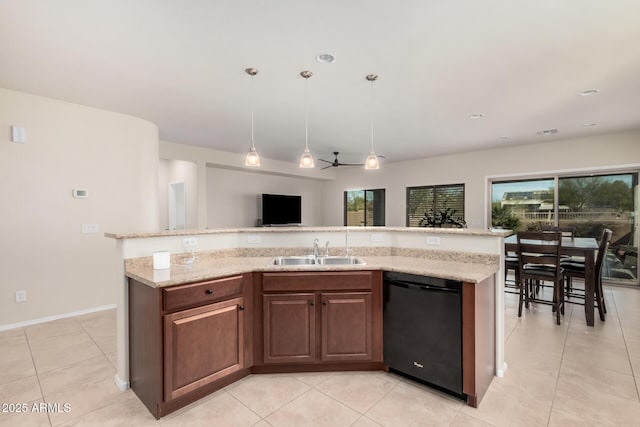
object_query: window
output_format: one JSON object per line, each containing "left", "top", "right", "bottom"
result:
{"left": 344, "top": 189, "right": 385, "bottom": 226}
{"left": 491, "top": 172, "right": 638, "bottom": 285}
{"left": 406, "top": 184, "right": 465, "bottom": 227}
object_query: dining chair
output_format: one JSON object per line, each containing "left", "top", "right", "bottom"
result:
{"left": 504, "top": 252, "right": 520, "bottom": 294}
{"left": 562, "top": 228, "right": 612, "bottom": 322}
{"left": 517, "top": 231, "right": 564, "bottom": 325}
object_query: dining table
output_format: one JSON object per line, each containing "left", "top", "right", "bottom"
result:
{"left": 504, "top": 235, "right": 600, "bottom": 326}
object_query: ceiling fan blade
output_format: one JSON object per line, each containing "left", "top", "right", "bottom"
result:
{"left": 321, "top": 164, "right": 333, "bottom": 170}
{"left": 338, "top": 162, "right": 364, "bottom": 166}
{"left": 318, "top": 158, "right": 332, "bottom": 163}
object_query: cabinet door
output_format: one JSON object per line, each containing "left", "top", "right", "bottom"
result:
{"left": 321, "top": 292, "right": 372, "bottom": 362}
{"left": 164, "top": 297, "right": 244, "bottom": 401}
{"left": 263, "top": 293, "right": 316, "bottom": 364}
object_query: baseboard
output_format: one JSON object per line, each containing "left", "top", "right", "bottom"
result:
{"left": 0, "top": 304, "right": 117, "bottom": 331}
{"left": 114, "top": 374, "right": 129, "bottom": 391}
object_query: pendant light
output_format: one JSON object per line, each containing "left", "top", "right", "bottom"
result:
{"left": 299, "top": 70, "right": 315, "bottom": 168}
{"left": 244, "top": 67, "right": 261, "bottom": 167}
{"left": 364, "top": 74, "right": 380, "bottom": 170}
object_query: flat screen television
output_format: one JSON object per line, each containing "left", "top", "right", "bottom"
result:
{"left": 262, "top": 194, "right": 302, "bottom": 226}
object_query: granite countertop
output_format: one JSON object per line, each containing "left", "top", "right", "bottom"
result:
{"left": 126, "top": 253, "right": 499, "bottom": 288}
{"left": 106, "top": 226, "right": 512, "bottom": 239}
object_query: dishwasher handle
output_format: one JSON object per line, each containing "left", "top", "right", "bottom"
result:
{"left": 385, "top": 280, "right": 461, "bottom": 293}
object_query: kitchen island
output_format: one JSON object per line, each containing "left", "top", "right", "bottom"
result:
{"left": 107, "top": 227, "right": 510, "bottom": 416}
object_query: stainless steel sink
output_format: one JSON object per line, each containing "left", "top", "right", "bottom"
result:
{"left": 316, "top": 256, "right": 366, "bottom": 265}
{"left": 271, "top": 256, "right": 317, "bottom": 265}
{"left": 270, "top": 255, "right": 365, "bottom": 266}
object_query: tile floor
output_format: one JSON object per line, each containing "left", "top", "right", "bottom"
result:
{"left": 1, "top": 285, "right": 639, "bottom": 426}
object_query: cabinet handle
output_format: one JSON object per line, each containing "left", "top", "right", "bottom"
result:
{"left": 310, "top": 301, "right": 315, "bottom": 306}
{"left": 238, "top": 305, "right": 245, "bottom": 311}
{"left": 322, "top": 301, "right": 327, "bottom": 306}
{"left": 205, "top": 289, "right": 214, "bottom": 295}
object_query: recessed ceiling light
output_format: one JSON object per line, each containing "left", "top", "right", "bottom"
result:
{"left": 316, "top": 54, "right": 336, "bottom": 64}
{"left": 583, "top": 123, "right": 597, "bottom": 127}
{"left": 470, "top": 114, "right": 484, "bottom": 119}
{"left": 579, "top": 89, "right": 599, "bottom": 96}
{"left": 498, "top": 136, "right": 509, "bottom": 140}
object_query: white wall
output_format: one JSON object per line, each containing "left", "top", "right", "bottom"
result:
{"left": 159, "top": 140, "right": 335, "bottom": 229}
{"left": 322, "top": 130, "right": 640, "bottom": 227}
{"left": 206, "top": 166, "right": 325, "bottom": 227}
{"left": 0, "top": 88, "right": 160, "bottom": 326}
{"left": 158, "top": 159, "right": 198, "bottom": 230}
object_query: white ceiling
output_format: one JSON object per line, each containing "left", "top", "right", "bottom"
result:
{"left": 1, "top": 0, "right": 639, "bottom": 165}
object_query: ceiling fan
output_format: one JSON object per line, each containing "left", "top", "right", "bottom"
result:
{"left": 319, "top": 152, "right": 362, "bottom": 169}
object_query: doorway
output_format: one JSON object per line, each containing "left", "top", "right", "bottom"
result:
{"left": 168, "top": 182, "right": 186, "bottom": 230}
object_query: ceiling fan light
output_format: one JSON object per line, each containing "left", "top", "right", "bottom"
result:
{"left": 365, "top": 151, "right": 379, "bottom": 170}
{"left": 245, "top": 146, "right": 261, "bottom": 166}
{"left": 299, "top": 147, "right": 315, "bottom": 168}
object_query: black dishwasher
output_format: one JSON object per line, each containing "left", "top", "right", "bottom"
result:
{"left": 383, "top": 271, "right": 463, "bottom": 398}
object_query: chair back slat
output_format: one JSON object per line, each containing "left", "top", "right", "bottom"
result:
{"left": 595, "top": 229, "right": 613, "bottom": 277}
{"left": 541, "top": 225, "right": 575, "bottom": 238}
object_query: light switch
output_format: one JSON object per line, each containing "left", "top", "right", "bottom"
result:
{"left": 11, "top": 126, "right": 26, "bottom": 143}
{"left": 247, "top": 235, "right": 261, "bottom": 244}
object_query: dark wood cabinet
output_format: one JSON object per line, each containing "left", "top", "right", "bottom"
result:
{"left": 321, "top": 292, "right": 372, "bottom": 362}
{"left": 263, "top": 293, "right": 315, "bottom": 364}
{"left": 129, "top": 274, "right": 252, "bottom": 419}
{"left": 257, "top": 271, "right": 382, "bottom": 368}
{"left": 163, "top": 297, "right": 244, "bottom": 401}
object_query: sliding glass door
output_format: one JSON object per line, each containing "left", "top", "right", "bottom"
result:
{"left": 491, "top": 172, "right": 638, "bottom": 286}
{"left": 344, "top": 189, "right": 386, "bottom": 226}
{"left": 558, "top": 173, "right": 637, "bottom": 284}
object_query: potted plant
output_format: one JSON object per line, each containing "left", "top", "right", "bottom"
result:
{"left": 419, "top": 207, "right": 467, "bottom": 228}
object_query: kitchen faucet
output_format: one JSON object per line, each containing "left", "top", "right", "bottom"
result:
{"left": 344, "top": 227, "right": 351, "bottom": 257}
{"left": 313, "top": 238, "right": 319, "bottom": 258}
{"left": 324, "top": 240, "right": 330, "bottom": 256}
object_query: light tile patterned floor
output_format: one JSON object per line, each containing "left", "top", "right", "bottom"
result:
{"left": 1, "top": 285, "right": 639, "bottom": 426}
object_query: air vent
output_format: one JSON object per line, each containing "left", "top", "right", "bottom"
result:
{"left": 536, "top": 128, "right": 559, "bottom": 136}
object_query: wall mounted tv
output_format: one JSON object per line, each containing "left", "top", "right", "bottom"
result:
{"left": 262, "top": 194, "right": 302, "bottom": 226}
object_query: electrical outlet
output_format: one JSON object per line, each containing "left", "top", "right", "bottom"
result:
{"left": 426, "top": 236, "right": 441, "bottom": 246}
{"left": 15, "top": 290, "right": 26, "bottom": 303}
{"left": 81, "top": 224, "right": 99, "bottom": 234}
{"left": 182, "top": 237, "right": 198, "bottom": 247}
{"left": 370, "top": 233, "right": 384, "bottom": 242}
{"left": 247, "top": 235, "right": 261, "bottom": 244}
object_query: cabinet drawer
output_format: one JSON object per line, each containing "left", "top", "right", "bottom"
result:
{"left": 263, "top": 271, "right": 373, "bottom": 292}
{"left": 163, "top": 275, "right": 243, "bottom": 312}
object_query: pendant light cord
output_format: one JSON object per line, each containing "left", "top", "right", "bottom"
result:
{"left": 250, "top": 74, "right": 255, "bottom": 149}
{"left": 370, "top": 78, "right": 374, "bottom": 151}
{"left": 305, "top": 77, "right": 309, "bottom": 150}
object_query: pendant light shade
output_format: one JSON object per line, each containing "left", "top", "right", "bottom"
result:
{"left": 299, "top": 70, "right": 315, "bottom": 168}
{"left": 364, "top": 74, "right": 380, "bottom": 170}
{"left": 245, "top": 146, "right": 260, "bottom": 166}
{"left": 365, "top": 151, "right": 380, "bottom": 169}
{"left": 244, "top": 67, "right": 261, "bottom": 167}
